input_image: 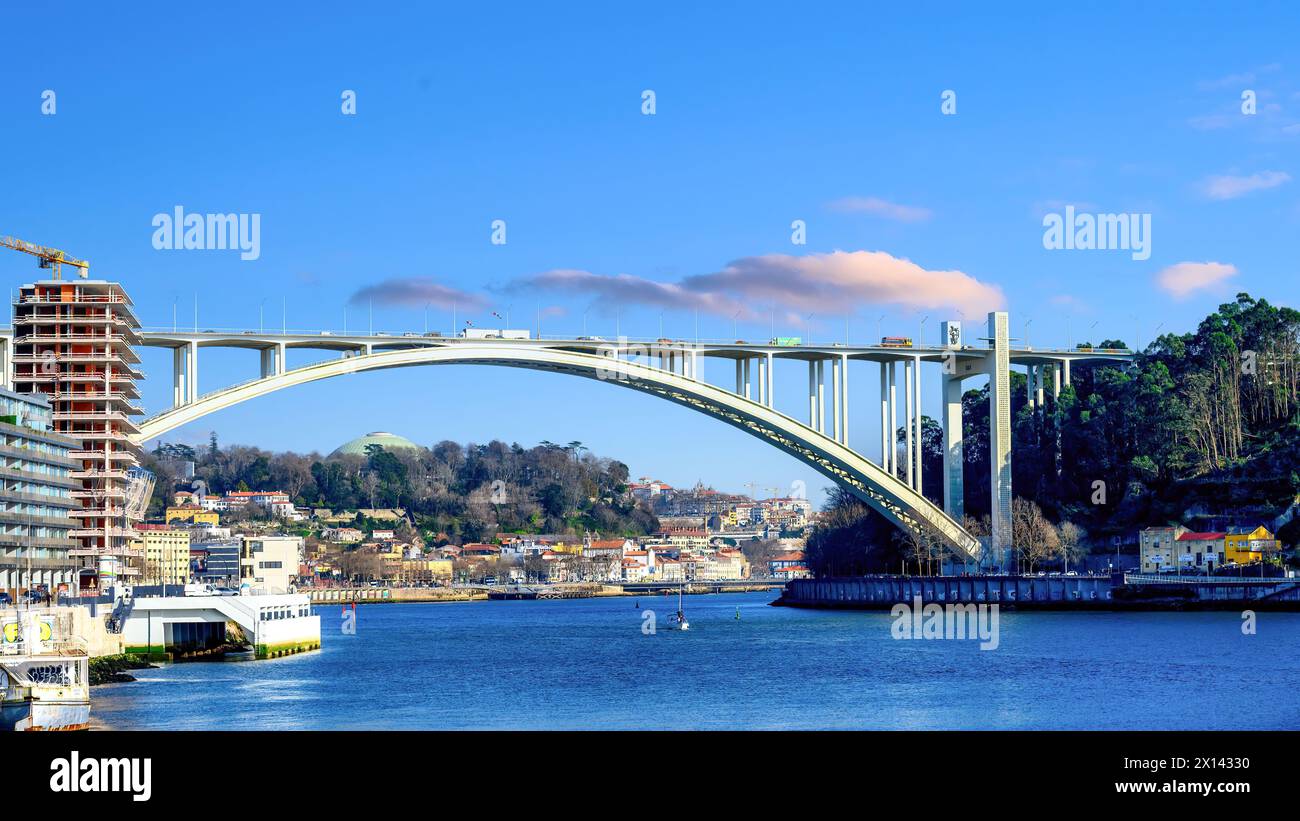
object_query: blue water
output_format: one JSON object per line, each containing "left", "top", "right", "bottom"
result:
{"left": 91, "top": 592, "right": 1300, "bottom": 730}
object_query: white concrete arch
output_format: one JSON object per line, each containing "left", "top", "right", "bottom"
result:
{"left": 134, "top": 343, "right": 982, "bottom": 561}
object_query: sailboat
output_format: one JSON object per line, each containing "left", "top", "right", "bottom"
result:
{"left": 673, "top": 582, "right": 689, "bottom": 630}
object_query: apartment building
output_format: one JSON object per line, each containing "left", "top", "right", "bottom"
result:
{"left": 240, "top": 535, "right": 303, "bottom": 593}
{"left": 131, "top": 523, "right": 191, "bottom": 586}
{"left": 0, "top": 388, "right": 81, "bottom": 596}
{"left": 12, "top": 278, "right": 144, "bottom": 588}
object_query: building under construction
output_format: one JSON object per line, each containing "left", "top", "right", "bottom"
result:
{"left": 11, "top": 278, "right": 145, "bottom": 589}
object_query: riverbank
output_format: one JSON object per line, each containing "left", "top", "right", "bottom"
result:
{"left": 89, "top": 654, "right": 156, "bottom": 685}
{"left": 306, "top": 581, "right": 783, "bottom": 605}
{"left": 775, "top": 574, "right": 1300, "bottom": 611}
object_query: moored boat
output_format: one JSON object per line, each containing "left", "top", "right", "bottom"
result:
{"left": 1, "top": 610, "right": 91, "bottom": 731}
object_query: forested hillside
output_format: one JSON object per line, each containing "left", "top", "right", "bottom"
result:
{"left": 808, "top": 293, "right": 1300, "bottom": 575}
{"left": 143, "top": 437, "right": 659, "bottom": 543}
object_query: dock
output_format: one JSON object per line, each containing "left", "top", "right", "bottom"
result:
{"left": 776, "top": 572, "right": 1300, "bottom": 611}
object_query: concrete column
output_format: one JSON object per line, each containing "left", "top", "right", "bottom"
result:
{"left": 743, "top": 358, "right": 752, "bottom": 399}
{"left": 888, "top": 362, "right": 898, "bottom": 477}
{"left": 808, "top": 361, "right": 817, "bottom": 427}
{"left": 879, "top": 362, "right": 889, "bottom": 471}
{"left": 904, "top": 359, "right": 914, "bottom": 489}
{"left": 840, "top": 353, "right": 849, "bottom": 445}
{"left": 915, "top": 355, "right": 925, "bottom": 491}
{"left": 988, "top": 312, "right": 1013, "bottom": 570}
{"left": 1052, "top": 362, "right": 1061, "bottom": 400}
{"left": 736, "top": 359, "right": 743, "bottom": 394}
{"left": 755, "top": 356, "right": 764, "bottom": 403}
{"left": 816, "top": 360, "right": 826, "bottom": 434}
{"left": 1063, "top": 358, "right": 1071, "bottom": 387}
{"left": 1035, "top": 364, "right": 1045, "bottom": 407}
{"left": 186, "top": 341, "right": 199, "bottom": 403}
{"left": 173, "top": 347, "right": 185, "bottom": 407}
{"left": 1027, "top": 364, "right": 1036, "bottom": 408}
{"left": 942, "top": 373, "right": 964, "bottom": 519}
{"left": 260, "top": 348, "right": 274, "bottom": 379}
{"left": 831, "top": 357, "right": 842, "bottom": 442}
{"left": 277, "top": 342, "right": 287, "bottom": 375}
{"left": 765, "top": 352, "right": 774, "bottom": 408}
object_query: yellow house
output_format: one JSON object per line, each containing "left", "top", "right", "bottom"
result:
{"left": 399, "top": 557, "right": 453, "bottom": 582}
{"left": 131, "top": 525, "right": 191, "bottom": 585}
{"left": 165, "top": 505, "right": 220, "bottom": 526}
{"left": 551, "top": 541, "right": 583, "bottom": 556}
{"left": 1225, "top": 525, "right": 1278, "bottom": 565}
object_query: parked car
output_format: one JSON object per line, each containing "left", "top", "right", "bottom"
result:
{"left": 0, "top": 591, "right": 11, "bottom": 605}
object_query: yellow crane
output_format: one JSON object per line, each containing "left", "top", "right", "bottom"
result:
{"left": 0, "top": 235, "right": 89, "bottom": 279}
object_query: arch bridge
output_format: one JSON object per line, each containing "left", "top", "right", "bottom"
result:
{"left": 47, "top": 312, "right": 1129, "bottom": 566}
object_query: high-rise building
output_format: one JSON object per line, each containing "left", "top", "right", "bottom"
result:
{"left": 12, "top": 279, "right": 144, "bottom": 589}
{"left": 0, "top": 387, "right": 80, "bottom": 596}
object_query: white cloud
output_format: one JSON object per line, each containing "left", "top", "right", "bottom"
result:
{"left": 512, "top": 250, "right": 1005, "bottom": 318}
{"left": 1200, "top": 170, "right": 1291, "bottom": 200}
{"left": 1155, "top": 261, "right": 1239, "bottom": 299}
{"left": 826, "top": 196, "right": 933, "bottom": 222}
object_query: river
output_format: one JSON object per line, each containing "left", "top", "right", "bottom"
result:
{"left": 91, "top": 591, "right": 1300, "bottom": 730}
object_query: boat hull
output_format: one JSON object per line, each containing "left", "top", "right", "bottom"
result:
{"left": 0, "top": 698, "right": 90, "bottom": 731}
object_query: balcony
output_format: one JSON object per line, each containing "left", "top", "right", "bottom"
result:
{"left": 68, "top": 545, "right": 144, "bottom": 558}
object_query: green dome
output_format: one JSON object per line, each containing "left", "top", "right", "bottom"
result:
{"left": 331, "top": 431, "right": 424, "bottom": 457}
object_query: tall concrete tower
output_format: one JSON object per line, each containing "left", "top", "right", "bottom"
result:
{"left": 13, "top": 279, "right": 144, "bottom": 589}
{"left": 987, "top": 311, "right": 1013, "bottom": 569}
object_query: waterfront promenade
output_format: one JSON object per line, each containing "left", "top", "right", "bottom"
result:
{"left": 778, "top": 573, "right": 1300, "bottom": 610}
{"left": 303, "top": 579, "right": 782, "bottom": 605}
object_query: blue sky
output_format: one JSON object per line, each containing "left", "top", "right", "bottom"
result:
{"left": 2, "top": 2, "right": 1299, "bottom": 502}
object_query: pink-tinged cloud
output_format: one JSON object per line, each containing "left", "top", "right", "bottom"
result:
{"left": 1155, "top": 261, "right": 1239, "bottom": 299}
{"left": 1200, "top": 170, "right": 1291, "bottom": 200}
{"left": 350, "top": 277, "right": 491, "bottom": 310}
{"left": 512, "top": 251, "right": 1005, "bottom": 318}
{"left": 826, "top": 196, "right": 933, "bottom": 222}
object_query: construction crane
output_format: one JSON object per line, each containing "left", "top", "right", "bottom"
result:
{"left": 0, "top": 235, "right": 89, "bottom": 279}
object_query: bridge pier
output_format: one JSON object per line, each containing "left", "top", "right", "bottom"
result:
{"left": 941, "top": 371, "right": 964, "bottom": 521}
{"left": 888, "top": 361, "right": 898, "bottom": 477}
{"left": 172, "top": 347, "right": 185, "bottom": 406}
{"left": 988, "top": 311, "right": 1013, "bottom": 569}
{"left": 879, "top": 363, "right": 889, "bottom": 472}
{"left": 816, "top": 359, "right": 825, "bottom": 433}
{"left": 912, "top": 354, "right": 922, "bottom": 493}
{"left": 903, "top": 358, "right": 914, "bottom": 489}
{"left": 186, "top": 340, "right": 199, "bottom": 405}
{"left": 839, "top": 353, "right": 849, "bottom": 445}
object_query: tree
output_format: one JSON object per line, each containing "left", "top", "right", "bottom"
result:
{"left": 1058, "top": 521, "right": 1086, "bottom": 573}
{"left": 1011, "top": 498, "right": 1060, "bottom": 573}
